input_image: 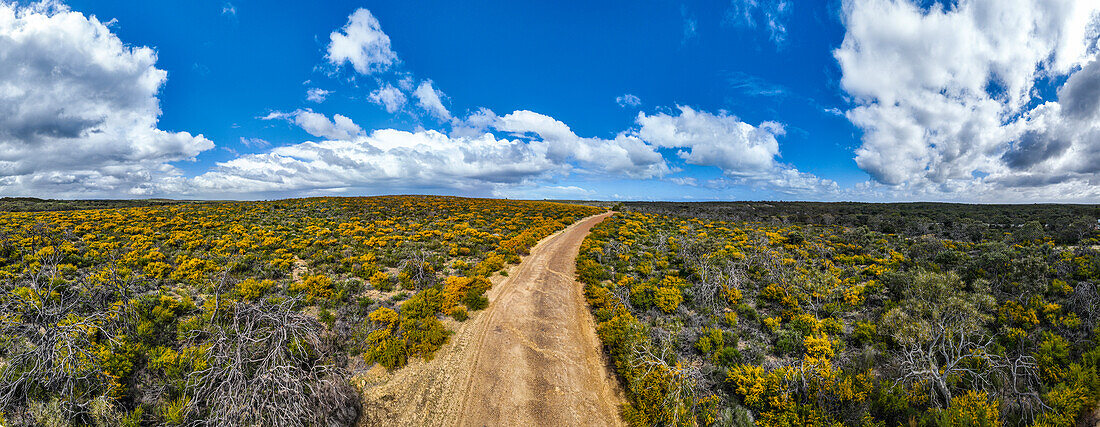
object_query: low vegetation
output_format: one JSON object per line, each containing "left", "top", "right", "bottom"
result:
{"left": 0, "top": 197, "right": 193, "bottom": 212}
{"left": 579, "top": 207, "right": 1100, "bottom": 426}
{"left": 0, "top": 196, "right": 600, "bottom": 425}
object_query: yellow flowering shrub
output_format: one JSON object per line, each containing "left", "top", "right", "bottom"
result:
{"left": 654, "top": 286, "right": 682, "bottom": 313}
{"left": 441, "top": 275, "right": 491, "bottom": 314}
{"left": 803, "top": 334, "right": 834, "bottom": 359}
{"left": 289, "top": 274, "right": 333, "bottom": 304}
{"left": 937, "top": 390, "right": 999, "bottom": 427}
{"left": 368, "top": 270, "right": 392, "bottom": 291}
{"left": 235, "top": 278, "right": 274, "bottom": 301}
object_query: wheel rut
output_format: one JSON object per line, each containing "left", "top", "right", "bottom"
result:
{"left": 357, "top": 212, "right": 623, "bottom": 427}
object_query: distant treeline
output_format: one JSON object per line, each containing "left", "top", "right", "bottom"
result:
{"left": 616, "top": 201, "right": 1100, "bottom": 244}
{"left": 0, "top": 197, "right": 200, "bottom": 212}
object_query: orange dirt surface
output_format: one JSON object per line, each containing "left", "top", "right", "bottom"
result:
{"left": 357, "top": 212, "right": 625, "bottom": 426}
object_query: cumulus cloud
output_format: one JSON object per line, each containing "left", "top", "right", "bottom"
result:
{"left": 547, "top": 185, "right": 595, "bottom": 195}
{"left": 305, "top": 88, "right": 331, "bottom": 103}
{"left": 491, "top": 183, "right": 597, "bottom": 200}
{"left": 188, "top": 129, "right": 557, "bottom": 196}
{"left": 0, "top": 2, "right": 213, "bottom": 196}
{"left": 706, "top": 168, "right": 840, "bottom": 196}
{"left": 368, "top": 83, "right": 406, "bottom": 113}
{"left": 1058, "top": 55, "right": 1100, "bottom": 121}
{"left": 413, "top": 80, "right": 451, "bottom": 121}
{"left": 448, "top": 108, "right": 499, "bottom": 138}
{"left": 496, "top": 110, "right": 575, "bottom": 142}
{"left": 326, "top": 8, "right": 397, "bottom": 75}
{"left": 635, "top": 106, "right": 782, "bottom": 175}
{"left": 633, "top": 106, "right": 837, "bottom": 195}
{"left": 186, "top": 106, "right": 669, "bottom": 195}
{"left": 0, "top": 3, "right": 829, "bottom": 199}
{"left": 193, "top": 103, "right": 838, "bottom": 197}
{"left": 262, "top": 110, "right": 363, "bottom": 140}
{"left": 1001, "top": 129, "right": 1071, "bottom": 170}
{"left": 616, "top": 94, "right": 642, "bottom": 108}
{"left": 0, "top": 1, "right": 837, "bottom": 200}
{"left": 836, "top": 0, "right": 1100, "bottom": 197}
{"left": 496, "top": 110, "right": 670, "bottom": 178}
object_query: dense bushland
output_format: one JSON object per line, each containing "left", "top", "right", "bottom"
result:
{"left": 620, "top": 201, "right": 1099, "bottom": 245}
{"left": 0, "top": 197, "right": 192, "bottom": 212}
{"left": 0, "top": 196, "right": 600, "bottom": 426}
{"left": 578, "top": 211, "right": 1100, "bottom": 426}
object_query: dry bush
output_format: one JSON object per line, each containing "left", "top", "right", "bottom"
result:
{"left": 0, "top": 249, "right": 136, "bottom": 424}
{"left": 184, "top": 299, "right": 358, "bottom": 426}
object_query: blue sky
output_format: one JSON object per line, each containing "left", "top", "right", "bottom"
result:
{"left": 3, "top": 0, "right": 1100, "bottom": 201}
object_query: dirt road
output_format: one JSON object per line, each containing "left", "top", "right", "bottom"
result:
{"left": 358, "top": 212, "right": 624, "bottom": 426}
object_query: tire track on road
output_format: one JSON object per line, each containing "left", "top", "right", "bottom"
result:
{"left": 358, "top": 212, "right": 623, "bottom": 426}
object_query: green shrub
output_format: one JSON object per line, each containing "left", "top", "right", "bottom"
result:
{"left": 160, "top": 395, "right": 190, "bottom": 425}
{"left": 319, "top": 308, "right": 336, "bottom": 328}
{"left": 369, "top": 271, "right": 393, "bottom": 291}
{"left": 463, "top": 290, "right": 489, "bottom": 311}
{"left": 936, "top": 390, "right": 999, "bottom": 427}
{"left": 654, "top": 286, "right": 682, "bottom": 313}
{"left": 451, "top": 306, "right": 469, "bottom": 321}
{"left": 774, "top": 329, "right": 801, "bottom": 355}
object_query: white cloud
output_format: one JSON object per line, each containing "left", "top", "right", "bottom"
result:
{"left": 239, "top": 137, "right": 270, "bottom": 148}
{"left": 669, "top": 176, "right": 698, "bottom": 186}
{"left": 0, "top": 0, "right": 836, "bottom": 200}
{"left": 496, "top": 110, "right": 670, "bottom": 178}
{"left": 635, "top": 106, "right": 781, "bottom": 175}
{"left": 682, "top": 6, "right": 698, "bottom": 44}
{"left": 491, "top": 183, "right": 596, "bottom": 199}
{"left": 201, "top": 103, "right": 837, "bottom": 197}
{"left": 413, "top": 80, "right": 451, "bottom": 121}
{"left": 221, "top": 2, "right": 236, "bottom": 16}
{"left": 0, "top": 2, "right": 213, "bottom": 197}
{"left": 496, "top": 110, "right": 575, "bottom": 141}
{"left": 546, "top": 185, "right": 595, "bottom": 195}
{"left": 616, "top": 94, "right": 642, "bottom": 108}
{"left": 848, "top": 176, "right": 1100, "bottom": 203}
{"left": 759, "top": 168, "right": 840, "bottom": 195}
{"left": 262, "top": 109, "right": 363, "bottom": 140}
{"left": 306, "top": 88, "right": 331, "bottom": 103}
{"left": 326, "top": 8, "right": 397, "bottom": 75}
{"left": 187, "top": 106, "right": 671, "bottom": 195}
{"left": 450, "top": 108, "right": 500, "bottom": 138}
{"left": 397, "top": 75, "right": 414, "bottom": 91}
{"left": 727, "top": 72, "right": 788, "bottom": 97}
{"left": 726, "top": 0, "right": 792, "bottom": 46}
{"left": 705, "top": 168, "right": 840, "bottom": 196}
{"left": 835, "top": 0, "right": 1100, "bottom": 197}
{"left": 634, "top": 106, "right": 837, "bottom": 195}
{"left": 188, "top": 129, "right": 557, "bottom": 196}
{"left": 368, "top": 83, "right": 406, "bottom": 113}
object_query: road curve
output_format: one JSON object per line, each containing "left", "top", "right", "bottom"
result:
{"left": 358, "top": 212, "right": 623, "bottom": 426}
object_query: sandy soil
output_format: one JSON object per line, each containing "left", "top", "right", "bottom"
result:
{"left": 357, "top": 212, "right": 624, "bottom": 426}
{"left": 1084, "top": 406, "right": 1100, "bottom": 427}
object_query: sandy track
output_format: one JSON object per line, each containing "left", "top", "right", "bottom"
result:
{"left": 358, "top": 212, "right": 623, "bottom": 426}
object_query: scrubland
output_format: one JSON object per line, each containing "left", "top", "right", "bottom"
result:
{"left": 579, "top": 209, "right": 1100, "bottom": 426}
{"left": 0, "top": 196, "right": 599, "bottom": 426}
